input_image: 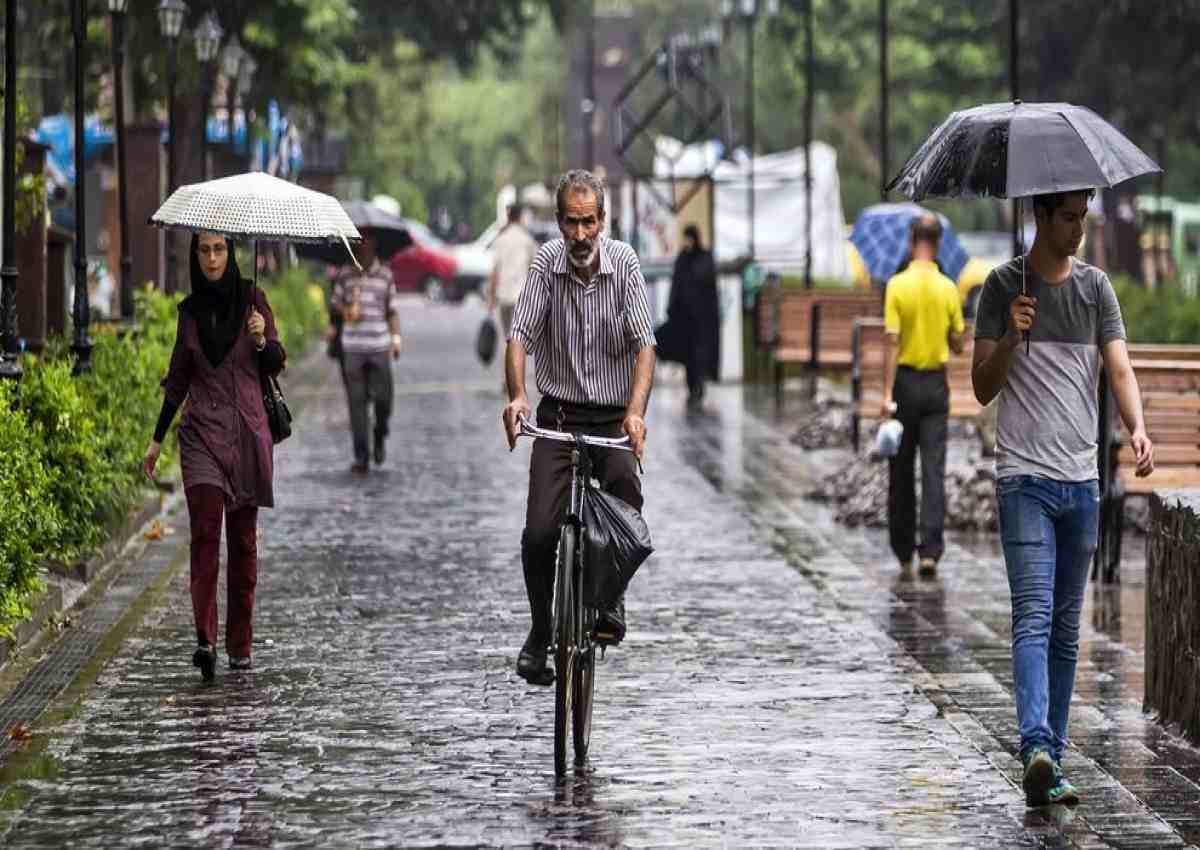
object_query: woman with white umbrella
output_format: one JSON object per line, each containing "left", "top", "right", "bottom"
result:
{"left": 142, "top": 232, "right": 286, "bottom": 681}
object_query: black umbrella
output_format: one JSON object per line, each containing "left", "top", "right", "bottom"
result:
{"left": 886, "top": 101, "right": 1161, "bottom": 201}
{"left": 294, "top": 201, "right": 413, "bottom": 266}
{"left": 887, "top": 101, "right": 1161, "bottom": 353}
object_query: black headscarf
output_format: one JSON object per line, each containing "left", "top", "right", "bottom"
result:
{"left": 183, "top": 234, "right": 252, "bottom": 367}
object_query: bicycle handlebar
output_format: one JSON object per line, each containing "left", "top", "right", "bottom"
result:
{"left": 516, "top": 416, "right": 634, "bottom": 452}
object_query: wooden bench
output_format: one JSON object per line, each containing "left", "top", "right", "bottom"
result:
{"left": 757, "top": 287, "right": 881, "bottom": 405}
{"left": 1098, "top": 352, "right": 1200, "bottom": 580}
{"left": 849, "top": 317, "right": 982, "bottom": 451}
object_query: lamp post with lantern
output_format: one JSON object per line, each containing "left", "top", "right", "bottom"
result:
{"left": 220, "top": 36, "right": 245, "bottom": 158}
{"left": 70, "top": 0, "right": 92, "bottom": 374}
{"left": 108, "top": 0, "right": 136, "bottom": 321}
{"left": 157, "top": 0, "right": 187, "bottom": 292}
{"left": 0, "top": 0, "right": 21, "bottom": 380}
{"left": 194, "top": 13, "right": 222, "bottom": 181}
{"left": 720, "top": 0, "right": 778, "bottom": 263}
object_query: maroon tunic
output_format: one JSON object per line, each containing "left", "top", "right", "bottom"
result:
{"left": 161, "top": 288, "right": 286, "bottom": 510}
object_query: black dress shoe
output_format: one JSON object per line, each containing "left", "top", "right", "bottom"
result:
{"left": 516, "top": 632, "right": 554, "bottom": 686}
{"left": 593, "top": 599, "right": 626, "bottom": 645}
{"left": 193, "top": 644, "right": 216, "bottom": 681}
{"left": 373, "top": 434, "right": 386, "bottom": 465}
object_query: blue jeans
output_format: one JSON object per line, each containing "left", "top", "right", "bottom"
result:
{"left": 996, "top": 475, "right": 1099, "bottom": 762}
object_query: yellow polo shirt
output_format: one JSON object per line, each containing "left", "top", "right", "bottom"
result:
{"left": 883, "top": 259, "right": 965, "bottom": 370}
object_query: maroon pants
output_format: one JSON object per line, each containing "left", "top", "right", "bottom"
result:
{"left": 185, "top": 484, "right": 258, "bottom": 658}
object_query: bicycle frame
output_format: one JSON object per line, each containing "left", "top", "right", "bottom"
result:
{"left": 516, "top": 416, "right": 634, "bottom": 772}
{"left": 517, "top": 416, "right": 633, "bottom": 648}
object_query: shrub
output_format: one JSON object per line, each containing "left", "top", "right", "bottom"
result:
{"left": 1112, "top": 275, "right": 1200, "bottom": 344}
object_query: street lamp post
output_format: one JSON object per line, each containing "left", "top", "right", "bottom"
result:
{"left": 879, "top": 0, "right": 888, "bottom": 201}
{"left": 220, "top": 36, "right": 245, "bottom": 163}
{"left": 108, "top": 0, "right": 135, "bottom": 322}
{"left": 158, "top": 0, "right": 187, "bottom": 293}
{"left": 804, "top": 0, "right": 814, "bottom": 289}
{"left": 194, "top": 13, "right": 222, "bottom": 182}
{"left": 722, "top": 0, "right": 777, "bottom": 263}
{"left": 70, "top": 0, "right": 92, "bottom": 375}
{"left": 0, "top": 0, "right": 21, "bottom": 380}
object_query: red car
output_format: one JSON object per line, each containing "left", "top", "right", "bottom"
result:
{"left": 389, "top": 219, "right": 460, "bottom": 300}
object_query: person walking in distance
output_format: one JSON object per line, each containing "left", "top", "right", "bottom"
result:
{"left": 143, "top": 232, "right": 286, "bottom": 679}
{"left": 502, "top": 169, "right": 657, "bottom": 686}
{"left": 330, "top": 230, "right": 403, "bottom": 473}
{"left": 668, "top": 224, "right": 720, "bottom": 410}
{"left": 487, "top": 203, "right": 538, "bottom": 339}
{"left": 881, "top": 213, "right": 966, "bottom": 578}
{"left": 972, "top": 189, "right": 1154, "bottom": 807}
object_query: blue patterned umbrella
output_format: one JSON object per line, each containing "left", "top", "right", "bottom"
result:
{"left": 849, "top": 203, "right": 969, "bottom": 283}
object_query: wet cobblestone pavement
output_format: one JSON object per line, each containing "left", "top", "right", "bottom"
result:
{"left": 1, "top": 299, "right": 1198, "bottom": 848}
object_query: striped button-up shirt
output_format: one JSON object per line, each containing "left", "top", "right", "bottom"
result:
{"left": 510, "top": 237, "right": 656, "bottom": 408}
{"left": 332, "top": 260, "right": 395, "bottom": 355}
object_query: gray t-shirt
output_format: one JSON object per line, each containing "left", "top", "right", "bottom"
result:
{"left": 975, "top": 257, "right": 1125, "bottom": 482}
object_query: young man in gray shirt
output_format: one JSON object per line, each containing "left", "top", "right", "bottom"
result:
{"left": 972, "top": 189, "right": 1154, "bottom": 808}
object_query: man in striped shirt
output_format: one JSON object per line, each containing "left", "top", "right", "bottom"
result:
{"left": 502, "top": 169, "right": 657, "bottom": 686}
{"left": 331, "top": 231, "right": 403, "bottom": 474}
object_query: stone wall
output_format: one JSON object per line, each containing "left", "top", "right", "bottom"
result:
{"left": 1145, "top": 490, "right": 1200, "bottom": 745}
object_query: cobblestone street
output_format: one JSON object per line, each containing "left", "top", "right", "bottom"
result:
{"left": 0, "top": 298, "right": 1198, "bottom": 849}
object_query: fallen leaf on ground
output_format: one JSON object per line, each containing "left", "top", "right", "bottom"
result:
{"left": 8, "top": 724, "right": 33, "bottom": 742}
{"left": 143, "top": 520, "right": 164, "bottom": 540}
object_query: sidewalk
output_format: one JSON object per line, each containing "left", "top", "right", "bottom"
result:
{"left": 0, "top": 299, "right": 1196, "bottom": 849}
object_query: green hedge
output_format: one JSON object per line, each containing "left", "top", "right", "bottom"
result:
{"left": 0, "top": 266, "right": 326, "bottom": 638}
{"left": 1113, "top": 275, "right": 1200, "bottom": 344}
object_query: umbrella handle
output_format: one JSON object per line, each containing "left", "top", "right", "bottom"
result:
{"left": 339, "top": 230, "right": 363, "bottom": 272}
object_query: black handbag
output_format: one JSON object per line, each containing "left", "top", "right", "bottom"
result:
{"left": 261, "top": 371, "right": 292, "bottom": 444}
{"left": 476, "top": 315, "right": 498, "bottom": 365}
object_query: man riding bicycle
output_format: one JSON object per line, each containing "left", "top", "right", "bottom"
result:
{"left": 502, "top": 169, "right": 657, "bottom": 686}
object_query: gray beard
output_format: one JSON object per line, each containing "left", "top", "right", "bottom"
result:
{"left": 568, "top": 242, "right": 597, "bottom": 270}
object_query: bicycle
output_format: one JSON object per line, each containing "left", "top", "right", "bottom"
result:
{"left": 516, "top": 416, "right": 635, "bottom": 776}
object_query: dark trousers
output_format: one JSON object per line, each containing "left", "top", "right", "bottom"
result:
{"left": 342, "top": 349, "right": 393, "bottom": 462}
{"left": 887, "top": 366, "right": 949, "bottom": 564}
{"left": 522, "top": 396, "right": 643, "bottom": 643}
{"left": 185, "top": 484, "right": 258, "bottom": 657}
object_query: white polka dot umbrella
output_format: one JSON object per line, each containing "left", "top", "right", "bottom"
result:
{"left": 150, "top": 171, "right": 362, "bottom": 259}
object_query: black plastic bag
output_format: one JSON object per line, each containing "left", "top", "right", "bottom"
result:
{"left": 476, "top": 315, "right": 498, "bottom": 365}
{"left": 581, "top": 483, "right": 653, "bottom": 609}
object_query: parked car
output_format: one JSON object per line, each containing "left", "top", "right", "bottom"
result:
{"left": 390, "top": 218, "right": 460, "bottom": 301}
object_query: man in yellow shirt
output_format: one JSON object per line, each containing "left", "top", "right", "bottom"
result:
{"left": 882, "top": 213, "right": 966, "bottom": 577}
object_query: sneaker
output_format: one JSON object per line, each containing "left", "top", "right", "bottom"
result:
{"left": 516, "top": 631, "right": 554, "bottom": 686}
{"left": 1022, "top": 748, "right": 1056, "bottom": 807}
{"left": 229, "top": 656, "right": 252, "bottom": 671}
{"left": 918, "top": 557, "right": 938, "bottom": 578}
{"left": 192, "top": 644, "right": 216, "bottom": 682}
{"left": 1047, "top": 760, "right": 1080, "bottom": 806}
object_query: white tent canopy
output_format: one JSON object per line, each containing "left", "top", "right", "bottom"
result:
{"left": 625, "top": 137, "right": 851, "bottom": 282}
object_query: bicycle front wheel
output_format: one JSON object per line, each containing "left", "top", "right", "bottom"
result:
{"left": 553, "top": 524, "right": 577, "bottom": 777}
